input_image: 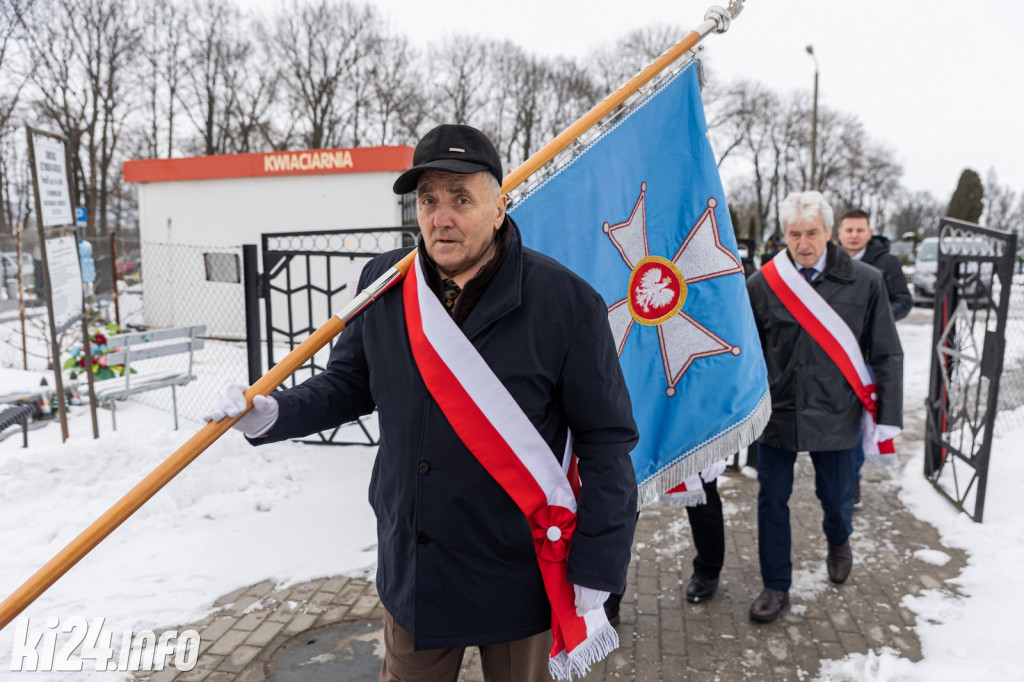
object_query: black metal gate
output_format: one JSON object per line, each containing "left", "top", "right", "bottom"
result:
{"left": 254, "top": 226, "right": 417, "bottom": 445}
{"left": 924, "top": 218, "right": 1018, "bottom": 521}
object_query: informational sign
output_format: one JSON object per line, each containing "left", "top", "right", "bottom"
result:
{"left": 75, "top": 206, "right": 87, "bottom": 226}
{"left": 32, "top": 133, "right": 74, "bottom": 227}
{"left": 45, "top": 235, "right": 84, "bottom": 332}
{"left": 26, "top": 126, "right": 87, "bottom": 441}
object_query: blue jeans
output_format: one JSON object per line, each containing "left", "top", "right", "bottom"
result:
{"left": 756, "top": 442, "right": 856, "bottom": 591}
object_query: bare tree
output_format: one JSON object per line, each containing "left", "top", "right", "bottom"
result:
{"left": 27, "top": 0, "right": 141, "bottom": 237}
{"left": 588, "top": 23, "right": 684, "bottom": 95}
{"left": 269, "top": 0, "right": 379, "bottom": 149}
{"left": 890, "top": 189, "right": 945, "bottom": 240}
{"left": 982, "top": 168, "right": 1022, "bottom": 235}
{"left": 180, "top": 0, "right": 250, "bottom": 155}
{"left": 0, "top": 0, "right": 36, "bottom": 233}
{"left": 227, "top": 18, "right": 284, "bottom": 153}
{"left": 542, "top": 57, "right": 600, "bottom": 142}
{"left": 486, "top": 41, "right": 545, "bottom": 169}
{"left": 365, "top": 30, "right": 422, "bottom": 145}
{"left": 707, "top": 79, "right": 767, "bottom": 169}
{"left": 139, "top": 0, "right": 187, "bottom": 158}
{"left": 828, "top": 137, "right": 903, "bottom": 229}
{"left": 426, "top": 36, "right": 494, "bottom": 127}
{"left": 728, "top": 83, "right": 793, "bottom": 240}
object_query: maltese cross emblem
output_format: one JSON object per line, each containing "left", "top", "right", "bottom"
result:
{"left": 603, "top": 182, "right": 744, "bottom": 397}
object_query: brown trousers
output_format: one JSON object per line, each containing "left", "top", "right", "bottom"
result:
{"left": 379, "top": 610, "right": 552, "bottom": 682}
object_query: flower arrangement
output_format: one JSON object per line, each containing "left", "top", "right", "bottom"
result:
{"left": 64, "top": 323, "right": 133, "bottom": 380}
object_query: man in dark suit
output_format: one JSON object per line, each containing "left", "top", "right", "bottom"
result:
{"left": 745, "top": 191, "right": 903, "bottom": 623}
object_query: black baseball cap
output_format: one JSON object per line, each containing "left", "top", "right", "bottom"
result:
{"left": 393, "top": 124, "right": 503, "bottom": 195}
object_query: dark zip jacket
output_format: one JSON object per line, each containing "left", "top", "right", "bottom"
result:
{"left": 254, "top": 217, "right": 639, "bottom": 649}
{"left": 859, "top": 234, "right": 912, "bottom": 321}
{"left": 747, "top": 243, "right": 903, "bottom": 451}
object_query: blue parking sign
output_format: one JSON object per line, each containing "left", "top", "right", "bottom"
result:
{"left": 75, "top": 206, "right": 86, "bottom": 226}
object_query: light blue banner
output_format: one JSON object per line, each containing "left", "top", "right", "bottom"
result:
{"left": 511, "top": 61, "right": 769, "bottom": 503}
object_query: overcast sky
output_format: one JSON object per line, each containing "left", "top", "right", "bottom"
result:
{"left": 345, "top": 0, "right": 1024, "bottom": 204}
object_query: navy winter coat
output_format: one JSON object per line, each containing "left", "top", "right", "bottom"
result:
{"left": 860, "top": 235, "right": 913, "bottom": 321}
{"left": 256, "top": 218, "right": 639, "bottom": 649}
{"left": 747, "top": 243, "right": 903, "bottom": 452}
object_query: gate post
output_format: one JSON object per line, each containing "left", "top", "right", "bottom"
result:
{"left": 242, "top": 244, "right": 262, "bottom": 385}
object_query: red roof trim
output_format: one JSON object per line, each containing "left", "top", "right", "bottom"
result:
{"left": 123, "top": 146, "right": 414, "bottom": 183}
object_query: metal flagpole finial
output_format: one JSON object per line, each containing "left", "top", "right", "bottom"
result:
{"left": 705, "top": 0, "right": 745, "bottom": 34}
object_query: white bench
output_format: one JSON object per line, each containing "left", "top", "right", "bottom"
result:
{"left": 92, "top": 325, "right": 205, "bottom": 430}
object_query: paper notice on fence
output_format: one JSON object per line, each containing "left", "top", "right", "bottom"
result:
{"left": 32, "top": 133, "right": 74, "bottom": 227}
{"left": 46, "top": 236, "right": 83, "bottom": 332}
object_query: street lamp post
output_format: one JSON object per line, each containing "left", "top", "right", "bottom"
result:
{"left": 805, "top": 44, "right": 819, "bottom": 190}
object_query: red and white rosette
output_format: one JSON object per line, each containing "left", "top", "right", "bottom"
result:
{"left": 402, "top": 256, "right": 618, "bottom": 679}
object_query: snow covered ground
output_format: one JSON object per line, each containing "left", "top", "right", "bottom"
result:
{"left": 819, "top": 317, "right": 1024, "bottom": 681}
{"left": 1, "top": 308, "right": 1022, "bottom": 680}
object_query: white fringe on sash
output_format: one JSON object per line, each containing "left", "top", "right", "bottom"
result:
{"left": 638, "top": 388, "right": 771, "bottom": 508}
{"left": 660, "top": 488, "right": 707, "bottom": 507}
{"left": 548, "top": 622, "right": 620, "bottom": 681}
{"left": 866, "top": 452, "right": 898, "bottom": 468}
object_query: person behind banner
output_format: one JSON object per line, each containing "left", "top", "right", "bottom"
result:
{"left": 205, "top": 124, "right": 639, "bottom": 681}
{"left": 836, "top": 208, "right": 912, "bottom": 506}
{"left": 745, "top": 191, "right": 903, "bottom": 624}
{"left": 604, "top": 458, "right": 728, "bottom": 625}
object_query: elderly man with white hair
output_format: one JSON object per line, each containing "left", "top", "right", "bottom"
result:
{"left": 744, "top": 191, "right": 903, "bottom": 623}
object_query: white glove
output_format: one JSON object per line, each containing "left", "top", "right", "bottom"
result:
{"left": 875, "top": 424, "right": 902, "bottom": 442}
{"left": 203, "top": 383, "right": 279, "bottom": 438}
{"left": 573, "top": 584, "right": 610, "bottom": 616}
{"left": 700, "top": 458, "right": 729, "bottom": 483}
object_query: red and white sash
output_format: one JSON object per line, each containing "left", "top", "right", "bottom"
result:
{"left": 661, "top": 459, "right": 728, "bottom": 507}
{"left": 761, "top": 251, "right": 896, "bottom": 465}
{"left": 402, "top": 256, "right": 618, "bottom": 680}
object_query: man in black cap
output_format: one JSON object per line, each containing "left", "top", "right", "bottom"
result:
{"left": 206, "top": 124, "right": 639, "bottom": 681}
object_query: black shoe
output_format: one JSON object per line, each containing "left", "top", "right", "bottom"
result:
{"left": 749, "top": 588, "right": 789, "bottom": 623}
{"left": 685, "top": 575, "right": 719, "bottom": 603}
{"left": 854, "top": 480, "right": 862, "bottom": 508}
{"left": 827, "top": 541, "right": 853, "bottom": 584}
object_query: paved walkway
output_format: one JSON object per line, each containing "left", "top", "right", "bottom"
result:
{"left": 136, "top": 421, "right": 968, "bottom": 681}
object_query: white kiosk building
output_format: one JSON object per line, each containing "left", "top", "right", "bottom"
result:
{"left": 123, "top": 146, "right": 414, "bottom": 339}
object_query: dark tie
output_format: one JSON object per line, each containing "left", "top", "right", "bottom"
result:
{"left": 799, "top": 267, "right": 816, "bottom": 283}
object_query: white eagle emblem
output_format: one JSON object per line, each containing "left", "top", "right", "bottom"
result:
{"left": 603, "top": 183, "right": 745, "bottom": 397}
{"left": 635, "top": 267, "right": 675, "bottom": 313}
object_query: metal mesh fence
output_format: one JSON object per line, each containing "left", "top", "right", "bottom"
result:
{"left": 994, "top": 258, "right": 1024, "bottom": 435}
{"left": 109, "top": 237, "right": 250, "bottom": 423}
{"left": 0, "top": 231, "right": 250, "bottom": 428}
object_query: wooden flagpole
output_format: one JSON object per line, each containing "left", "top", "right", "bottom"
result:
{"left": 0, "top": 251, "right": 413, "bottom": 629}
{"left": 502, "top": 1, "right": 742, "bottom": 193}
{"left": 0, "top": 1, "right": 743, "bottom": 631}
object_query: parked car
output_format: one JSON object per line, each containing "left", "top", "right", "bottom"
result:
{"left": 912, "top": 236, "right": 995, "bottom": 307}
{"left": 0, "top": 252, "right": 35, "bottom": 291}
